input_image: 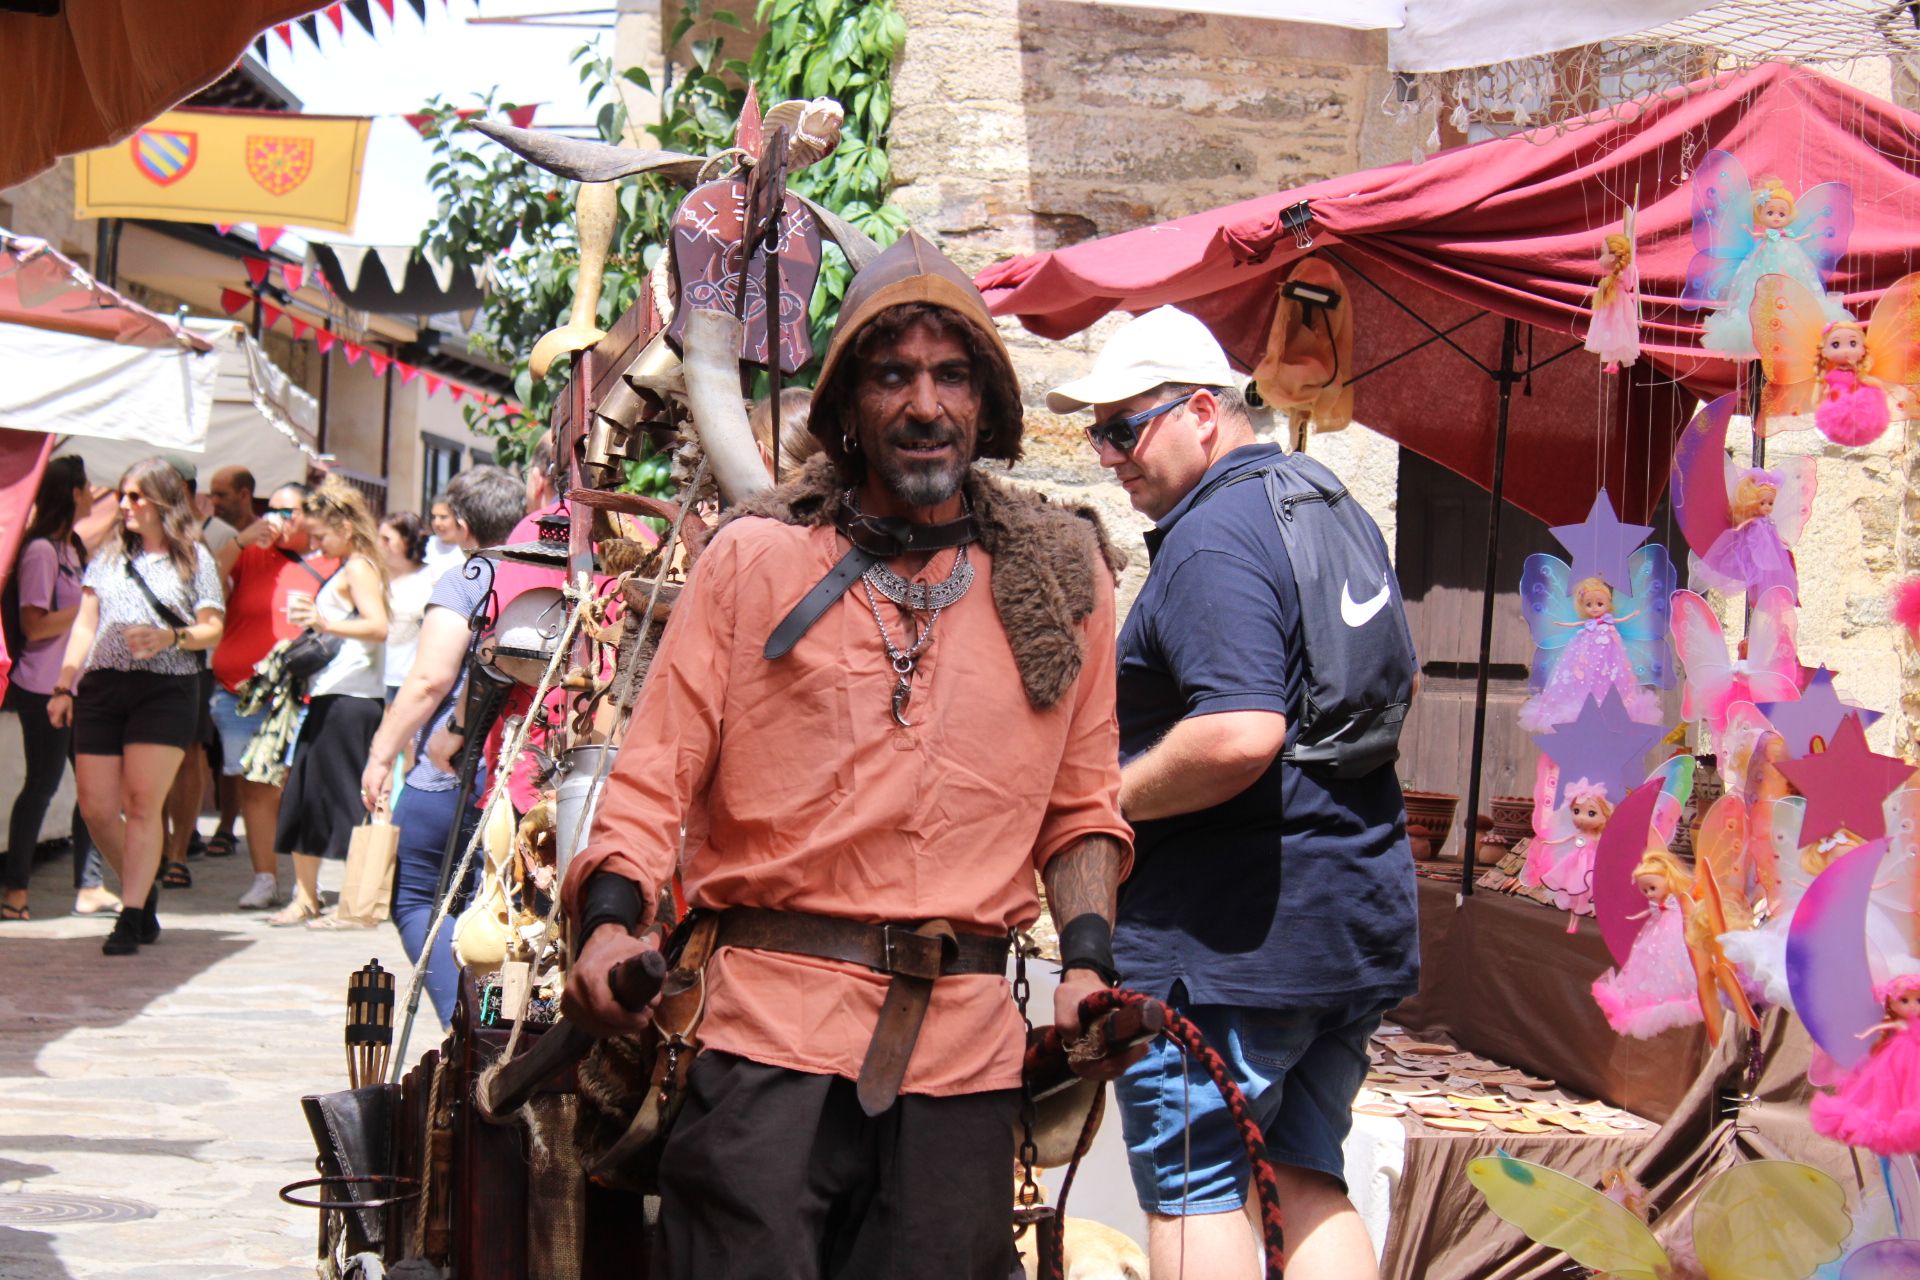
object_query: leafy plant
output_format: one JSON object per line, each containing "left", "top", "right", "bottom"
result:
{"left": 416, "top": 0, "right": 907, "bottom": 479}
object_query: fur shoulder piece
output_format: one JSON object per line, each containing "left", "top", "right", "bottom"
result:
{"left": 718, "top": 455, "right": 1126, "bottom": 710}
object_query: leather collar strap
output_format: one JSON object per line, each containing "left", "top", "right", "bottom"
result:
{"left": 763, "top": 497, "right": 979, "bottom": 661}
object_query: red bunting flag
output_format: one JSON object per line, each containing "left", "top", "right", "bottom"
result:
{"left": 424, "top": 374, "right": 443, "bottom": 397}
{"left": 397, "top": 362, "right": 421, "bottom": 384}
{"left": 448, "top": 384, "right": 466, "bottom": 401}
{"left": 261, "top": 303, "right": 284, "bottom": 329}
{"left": 375, "top": 0, "right": 395, "bottom": 17}
{"left": 368, "top": 352, "right": 392, "bottom": 377}
{"left": 214, "top": 223, "right": 233, "bottom": 236}
{"left": 243, "top": 257, "right": 271, "bottom": 287}
{"left": 325, "top": 4, "right": 345, "bottom": 34}
{"left": 254, "top": 226, "right": 286, "bottom": 252}
{"left": 275, "top": 22, "right": 294, "bottom": 48}
{"left": 504, "top": 104, "right": 540, "bottom": 130}
{"left": 343, "top": 341, "right": 365, "bottom": 365}
{"left": 291, "top": 318, "right": 310, "bottom": 341}
{"left": 281, "top": 263, "right": 305, "bottom": 292}
{"left": 315, "top": 330, "right": 337, "bottom": 354}
{"left": 219, "top": 288, "right": 250, "bottom": 316}
{"left": 402, "top": 113, "right": 434, "bottom": 137}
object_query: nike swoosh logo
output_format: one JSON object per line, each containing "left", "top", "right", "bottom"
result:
{"left": 1341, "top": 579, "right": 1391, "bottom": 628}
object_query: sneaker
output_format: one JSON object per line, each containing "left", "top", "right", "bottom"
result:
{"left": 238, "top": 874, "right": 282, "bottom": 910}
{"left": 103, "top": 907, "right": 143, "bottom": 955}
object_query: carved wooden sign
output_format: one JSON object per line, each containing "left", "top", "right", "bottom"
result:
{"left": 665, "top": 177, "right": 823, "bottom": 375}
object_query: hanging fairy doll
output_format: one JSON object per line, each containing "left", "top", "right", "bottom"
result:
{"left": 1809, "top": 972, "right": 1920, "bottom": 1156}
{"left": 1684, "top": 150, "right": 1852, "bottom": 359}
{"left": 1584, "top": 206, "right": 1641, "bottom": 372}
{"left": 1518, "top": 545, "right": 1674, "bottom": 732}
{"left": 1521, "top": 778, "right": 1613, "bottom": 928}
{"left": 1593, "top": 846, "right": 1761, "bottom": 1043}
{"left": 1753, "top": 272, "right": 1920, "bottom": 446}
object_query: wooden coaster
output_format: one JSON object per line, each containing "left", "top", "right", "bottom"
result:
{"left": 1421, "top": 1115, "right": 1491, "bottom": 1132}
{"left": 1353, "top": 1102, "right": 1408, "bottom": 1118}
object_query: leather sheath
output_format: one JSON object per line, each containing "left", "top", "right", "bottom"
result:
{"left": 712, "top": 908, "right": 1009, "bottom": 1115}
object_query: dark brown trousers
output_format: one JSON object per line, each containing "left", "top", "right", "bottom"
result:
{"left": 654, "top": 1051, "right": 1020, "bottom": 1280}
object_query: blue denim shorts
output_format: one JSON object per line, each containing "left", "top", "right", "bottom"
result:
{"left": 1113, "top": 990, "right": 1393, "bottom": 1215}
{"left": 209, "top": 686, "right": 264, "bottom": 777}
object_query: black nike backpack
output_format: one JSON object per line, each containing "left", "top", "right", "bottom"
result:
{"left": 1207, "top": 453, "right": 1419, "bottom": 780}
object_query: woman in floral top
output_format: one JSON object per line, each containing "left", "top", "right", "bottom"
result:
{"left": 50, "top": 459, "right": 225, "bottom": 956}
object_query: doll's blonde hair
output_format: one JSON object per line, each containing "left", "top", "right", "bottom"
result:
{"left": 1816, "top": 320, "right": 1872, "bottom": 379}
{"left": 1632, "top": 848, "right": 1689, "bottom": 901}
{"left": 1730, "top": 472, "right": 1779, "bottom": 524}
{"left": 1573, "top": 576, "right": 1614, "bottom": 611}
{"left": 1752, "top": 177, "right": 1795, "bottom": 220}
{"left": 1563, "top": 778, "right": 1614, "bottom": 819}
{"left": 1595, "top": 234, "right": 1634, "bottom": 308}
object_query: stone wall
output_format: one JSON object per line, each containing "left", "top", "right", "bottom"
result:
{"left": 887, "top": 0, "right": 1420, "bottom": 608}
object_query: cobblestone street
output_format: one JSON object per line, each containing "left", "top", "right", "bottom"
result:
{"left": 0, "top": 836, "right": 414, "bottom": 1280}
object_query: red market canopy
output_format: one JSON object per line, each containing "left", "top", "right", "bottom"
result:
{"left": 0, "top": 232, "right": 211, "bottom": 348}
{"left": 977, "top": 63, "right": 1920, "bottom": 526}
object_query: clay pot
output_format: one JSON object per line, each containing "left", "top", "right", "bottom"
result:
{"left": 1403, "top": 789, "right": 1461, "bottom": 861}
{"left": 1490, "top": 795, "right": 1534, "bottom": 843}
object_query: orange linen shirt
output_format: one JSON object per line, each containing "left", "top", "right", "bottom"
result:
{"left": 568, "top": 515, "right": 1132, "bottom": 1095}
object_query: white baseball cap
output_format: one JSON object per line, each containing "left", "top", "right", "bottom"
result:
{"left": 1046, "top": 305, "right": 1243, "bottom": 414}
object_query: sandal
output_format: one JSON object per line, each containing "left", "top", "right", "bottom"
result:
{"left": 205, "top": 833, "right": 237, "bottom": 858}
{"left": 159, "top": 861, "right": 192, "bottom": 889}
{"left": 266, "top": 899, "right": 320, "bottom": 927}
{"left": 0, "top": 903, "right": 28, "bottom": 922}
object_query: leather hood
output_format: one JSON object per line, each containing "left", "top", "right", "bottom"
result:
{"left": 808, "top": 230, "right": 1024, "bottom": 467}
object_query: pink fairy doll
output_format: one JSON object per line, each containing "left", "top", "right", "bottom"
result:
{"left": 1519, "top": 568, "right": 1671, "bottom": 732}
{"left": 1690, "top": 468, "right": 1813, "bottom": 602}
{"left": 1593, "top": 850, "right": 1704, "bottom": 1037}
{"left": 1521, "top": 779, "right": 1613, "bottom": 928}
{"left": 1809, "top": 973, "right": 1920, "bottom": 1155}
{"left": 1754, "top": 273, "right": 1920, "bottom": 446}
{"left": 1584, "top": 227, "right": 1640, "bottom": 372}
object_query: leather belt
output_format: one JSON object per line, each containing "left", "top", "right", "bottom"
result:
{"left": 713, "top": 907, "right": 1010, "bottom": 1114}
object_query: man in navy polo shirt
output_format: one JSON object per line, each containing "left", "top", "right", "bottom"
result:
{"left": 1049, "top": 307, "right": 1417, "bottom": 1280}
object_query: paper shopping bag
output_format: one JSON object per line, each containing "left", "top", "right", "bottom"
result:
{"left": 337, "top": 819, "right": 400, "bottom": 925}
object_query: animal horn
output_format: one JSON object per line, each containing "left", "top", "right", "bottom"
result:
{"left": 679, "top": 308, "right": 772, "bottom": 505}
{"left": 470, "top": 118, "right": 709, "bottom": 186}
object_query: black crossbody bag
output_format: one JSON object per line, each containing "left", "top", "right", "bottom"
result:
{"left": 281, "top": 552, "right": 347, "bottom": 682}
{"left": 123, "top": 558, "right": 206, "bottom": 671}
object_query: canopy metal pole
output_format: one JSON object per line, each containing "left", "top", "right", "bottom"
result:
{"left": 1459, "top": 317, "right": 1522, "bottom": 897}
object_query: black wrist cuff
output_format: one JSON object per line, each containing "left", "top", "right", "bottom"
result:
{"left": 1057, "top": 912, "right": 1119, "bottom": 986}
{"left": 576, "top": 872, "right": 645, "bottom": 950}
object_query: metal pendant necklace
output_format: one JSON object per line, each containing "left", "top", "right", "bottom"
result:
{"left": 861, "top": 545, "right": 972, "bottom": 727}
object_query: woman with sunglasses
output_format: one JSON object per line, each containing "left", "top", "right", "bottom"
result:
{"left": 49, "top": 459, "right": 226, "bottom": 955}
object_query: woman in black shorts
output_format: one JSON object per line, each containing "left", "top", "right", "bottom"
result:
{"left": 49, "top": 459, "right": 226, "bottom": 955}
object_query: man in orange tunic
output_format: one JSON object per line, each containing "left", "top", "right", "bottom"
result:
{"left": 561, "top": 233, "right": 1134, "bottom": 1279}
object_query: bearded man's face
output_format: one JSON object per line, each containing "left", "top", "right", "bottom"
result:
{"left": 851, "top": 320, "right": 981, "bottom": 509}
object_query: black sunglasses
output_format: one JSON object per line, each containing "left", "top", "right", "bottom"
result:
{"left": 1084, "top": 392, "right": 1195, "bottom": 455}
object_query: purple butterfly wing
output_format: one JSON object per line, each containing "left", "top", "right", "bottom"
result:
{"left": 1521, "top": 554, "right": 1577, "bottom": 691}
{"left": 1788, "top": 181, "right": 1854, "bottom": 283}
{"left": 1671, "top": 393, "right": 1737, "bottom": 560}
{"left": 1616, "top": 545, "right": 1676, "bottom": 689}
{"left": 1684, "top": 150, "right": 1756, "bottom": 308}
{"left": 1842, "top": 1239, "right": 1920, "bottom": 1280}
{"left": 1785, "top": 837, "right": 1891, "bottom": 1067}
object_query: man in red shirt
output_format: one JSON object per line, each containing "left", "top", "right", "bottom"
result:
{"left": 563, "top": 233, "right": 1134, "bottom": 1278}
{"left": 211, "top": 482, "right": 338, "bottom": 909}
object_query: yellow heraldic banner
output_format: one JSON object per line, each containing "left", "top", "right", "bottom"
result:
{"left": 74, "top": 108, "right": 371, "bottom": 233}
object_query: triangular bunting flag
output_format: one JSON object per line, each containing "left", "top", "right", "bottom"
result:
{"left": 291, "top": 319, "right": 311, "bottom": 341}
{"left": 403, "top": 112, "right": 435, "bottom": 137}
{"left": 368, "top": 352, "right": 393, "bottom": 378}
{"left": 325, "top": 4, "right": 346, "bottom": 35}
{"left": 504, "top": 104, "right": 540, "bottom": 130}
{"left": 448, "top": 384, "right": 466, "bottom": 401}
{"left": 397, "top": 362, "right": 421, "bottom": 384}
{"left": 344, "top": 0, "right": 376, "bottom": 36}
{"left": 374, "top": 245, "right": 415, "bottom": 290}
{"left": 275, "top": 22, "right": 294, "bottom": 49}
{"left": 405, "top": 0, "right": 426, "bottom": 19}
{"left": 315, "top": 330, "right": 337, "bottom": 354}
{"left": 281, "top": 263, "right": 306, "bottom": 293}
{"left": 219, "top": 288, "right": 251, "bottom": 316}
{"left": 262, "top": 303, "right": 284, "bottom": 330}
{"left": 424, "top": 374, "right": 443, "bottom": 396}
{"left": 375, "top": 0, "right": 395, "bottom": 17}
{"left": 298, "top": 13, "right": 322, "bottom": 47}
{"left": 343, "top": 341, "right": 365, "bottom": 365}
{"left": 243, "top": 256, "right": 271, "bottom": 287}
{"left": 254, "top": 226, "right": 286, "bottom": 252}
{"left": 214, "top": 223, "right": 233, "bottom": 236}
{"left": 329, "top": 244, "right": 371, "bottom": 292}
{"left": 421, "top": 250, "right": 458, "bottom": 293}
{"left": 254, "top": 36, "right": 269, "bottom": 62}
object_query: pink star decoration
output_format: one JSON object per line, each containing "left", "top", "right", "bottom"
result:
{"left": 1775, "top": 713, "right": 1916, "bottom": 844}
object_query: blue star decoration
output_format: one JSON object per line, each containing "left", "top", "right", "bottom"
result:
{"left": 1776, "top": 713, "right": 1916, "bottom": 845}
{"left": 1530, "top": 688, "right": 1669, "bottom": 806}
{"left": 1758, "top": 666, "right": 1881, "bottom": 757}
{"left": 1551, "top": 489, "right": 1652, "bottom": 591}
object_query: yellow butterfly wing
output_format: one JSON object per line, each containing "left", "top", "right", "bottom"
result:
{"left": 1692, "top": 1160, "right": 1851, "bottom": 1280}
{"left": 1466, "top": 1154, "right": 1668, "bottom": 1280}
{"left": 1695, "top": 794, "right": 1753, "bottom": 929}
{"left": 1753, "top": 273, "right": 1827, "bottom": 423}
{"left": 1865, "top": 272, "right": 1920, "bottom": 417}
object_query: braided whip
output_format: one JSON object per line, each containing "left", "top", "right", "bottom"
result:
{"left": 1044, "top": 987, "right": 1287, "bottom": 1280}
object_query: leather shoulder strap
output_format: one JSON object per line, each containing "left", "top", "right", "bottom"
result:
{"left": 763, "top": 544, "right": 877, "bottom": 660}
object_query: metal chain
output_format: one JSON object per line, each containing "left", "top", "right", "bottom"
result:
{"left": 1011, "top": 930, "right": 1044, "bottom": 1217}
{"left": 863, "top": 544, "right": 973, "bottom": 611}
